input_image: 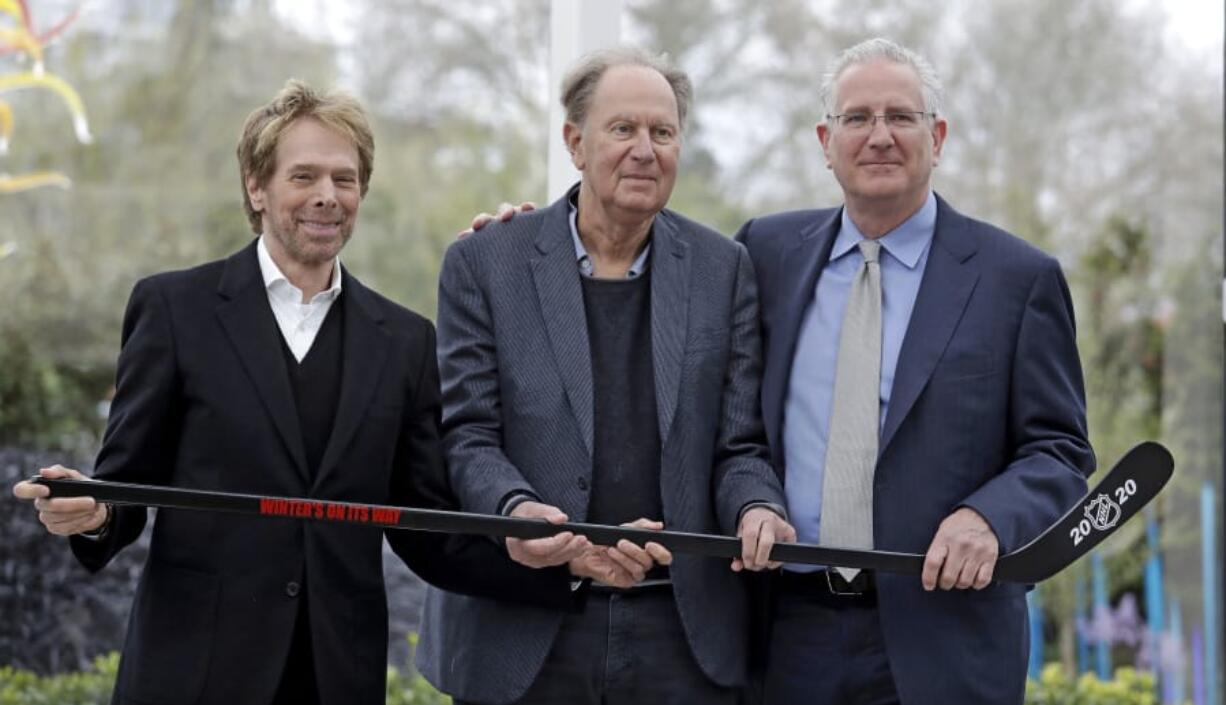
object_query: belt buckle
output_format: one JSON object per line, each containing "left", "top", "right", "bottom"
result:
{"left": 824, "top": 569, "right": 864, "bottom": 596}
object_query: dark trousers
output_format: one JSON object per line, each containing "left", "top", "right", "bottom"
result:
{"left": 461, "top": 587, "right": 736, "bottom": 705}
{"left": 763, "top": 586, "right": 900, "bottom": 705}
{"left": 271, "top": 595, "right": 321, "bottom": 705}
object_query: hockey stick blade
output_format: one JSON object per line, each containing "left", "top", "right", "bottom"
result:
{"left": 991, "top": 441, "right": 1173, "bottom": 583}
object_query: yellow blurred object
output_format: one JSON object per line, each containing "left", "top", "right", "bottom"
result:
{"left": 0, "top": 71, "right": 91, "bottom": 143}
{"left": 0, "top": 0, "right": 26, "bottom": 25}
{"left": 0, "top": 170, "right": 71, "bottom": 192}
{"left": 1, "top": 1, "right": 88, "bottom": 196}
{"left": 0, "top": 100, "right": 11, "bottom": 153}
{"left": 0, "top": 26, "right": 43, "bottom": 66}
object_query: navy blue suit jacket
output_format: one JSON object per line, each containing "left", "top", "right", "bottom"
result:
{"left": 737, "top": 196, "right": 1094, "bottom": 704}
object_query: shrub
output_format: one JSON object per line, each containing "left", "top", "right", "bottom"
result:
{"left": 386, "top": 665, "right": 451, "bottom": 705}
{"left": 0, "top": 639, "right": 450, "bottom": 705}
{"left": 0, "top": 330, "right": 103, "bottom": 454}
{"left": 1026, "top": 663, "right": 1165, "bottom": 705}
{"left": 0, "top": 653, "right": 117, "bottom": 705}
{"left": 386, "top": 633, "right": 451, "bottom": 705}
{"left": 0, "top": 652, "right": 1173, "bottom": 704}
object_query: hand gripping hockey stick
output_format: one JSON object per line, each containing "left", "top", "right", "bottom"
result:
{"left": 33, "top": 441, "right": 1171, "bottom": 583}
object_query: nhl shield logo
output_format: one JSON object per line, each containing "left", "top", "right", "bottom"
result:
{"left": 1084, "top": 493, "right": 1121, "bottom": 531}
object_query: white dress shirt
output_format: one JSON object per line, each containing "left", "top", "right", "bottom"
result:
{"left": 257, "top": 234, "right": 342, "bottom": 362}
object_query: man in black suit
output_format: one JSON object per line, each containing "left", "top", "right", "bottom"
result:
{"left": 12, "top": 80, "right": 544, "bottom": 705}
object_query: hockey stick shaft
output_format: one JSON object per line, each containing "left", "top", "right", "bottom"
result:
{"left": 31, "top": 441, "right": 1171, "bottom": 583}
{"left": 34, "top": 475, "right": 925, "bottom": 574}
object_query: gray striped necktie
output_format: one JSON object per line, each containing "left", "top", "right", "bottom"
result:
{"left": 820, "top": 239, "right": 882, "bottom": 581}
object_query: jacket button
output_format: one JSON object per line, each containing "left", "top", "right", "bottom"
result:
{"left": 577, "top": 477, "right": 589, "bottom": 491}
{"left": 285, "top": 581, "right": 301, "bottom": 597}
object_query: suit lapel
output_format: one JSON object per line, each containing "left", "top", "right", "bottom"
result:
{"left": 215, "top": 242, "right": 310, "bottom": 482}
{"left": 648, "top": 214, "right": 689, "bottom": 443}
{"left": 531, "top": 202, "right": 596, "bottom": 456}
{"left": 315, "top": 270, "right": 390, "bottom": 486}
{"left": 762, "top": 210, "right": 840, "bottom": 456}
{"left": 879, "top": 199, "right": 980, "bottom": 453}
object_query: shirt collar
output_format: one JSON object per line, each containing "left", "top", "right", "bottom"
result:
{"left": 568, "top": 190, "right": 651, "bottom": 279}
{"left": 257, "top": 234, "right": 343, "bottom": 303}
{"left": 832, "top": 191, "right": 937, "bottom": 269}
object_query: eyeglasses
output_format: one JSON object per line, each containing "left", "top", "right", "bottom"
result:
{"left": 827, "top": 111, "right": 935, "bottom": 132}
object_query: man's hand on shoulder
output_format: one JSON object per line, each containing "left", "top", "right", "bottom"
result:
{"left": 921, "top": 506, "right": 1000, "bottom": 591}
{"left": 13, "top": 465, "right": 110, "bottom": 536}
{"left": 505, "top": 500, "right": 590, "bottom": 569}
{"left": 458, "top": 201, "right": 537, "bottom": 239}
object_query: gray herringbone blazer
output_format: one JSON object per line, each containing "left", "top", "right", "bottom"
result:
{"left": 417, "top": 187, "right": 785, "bottom": 704}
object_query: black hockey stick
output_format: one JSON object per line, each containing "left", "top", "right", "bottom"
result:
{"left": 992, "top": 440, "right": 1172, "bottom": 581}
{"left": 32, "top": 441, "right": 1171, "bottom": 583}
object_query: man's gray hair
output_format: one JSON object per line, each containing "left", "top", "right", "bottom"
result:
{"left": 561, "top": 46, "right": 693, "bottom": 131}
{"left": 820, "top": 38, "right": 944, "bottom": 119}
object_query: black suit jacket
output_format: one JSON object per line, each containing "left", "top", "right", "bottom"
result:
{"left": 70, "top": 241, "right": 556, "bottom": 705}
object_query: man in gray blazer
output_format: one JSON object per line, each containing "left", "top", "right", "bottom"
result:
{"left": 418, "top": 48, "right": 794, "bottom": 705}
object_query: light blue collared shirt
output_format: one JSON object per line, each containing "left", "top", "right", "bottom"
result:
{"left": 569, "top": 197, "right": 651, "bottom": 279}
{"left": 783, "top": 192, "right": 937, "bottom": 570}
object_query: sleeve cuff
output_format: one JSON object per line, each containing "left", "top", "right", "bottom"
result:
{"left": 78, "top": 503, "right": 112, "bottom": 541}
{"left": 499, "top": 491, "right": 540, "bottom": 516}
{"left": 737, "top": 501, "right": 788, "bottom": 525}
{"left": 490, "top": 491, "right": 540, "bottom": 549}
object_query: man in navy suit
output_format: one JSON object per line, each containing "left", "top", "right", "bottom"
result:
{"left": 736, "top": 38, "right": 1094, "bottom": 704}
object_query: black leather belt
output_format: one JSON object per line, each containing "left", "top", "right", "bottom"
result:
{"left": 778, "top": 569, "right": 877, "bottom": 606}
{"left": 587, "top": 579, "right": 673, "bottom": 596}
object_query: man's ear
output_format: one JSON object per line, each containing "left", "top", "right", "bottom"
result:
{"left": 930, "top": 117, "right": 948, "bottom": 167}
{"left": 245, "top": 174, "right": 265, "bottom": 212}
{"left": 563, "top": 122, "right": 584, "bottom": 170}
{"left": 816, "top": 122, "right": 833, "bottom": 169}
